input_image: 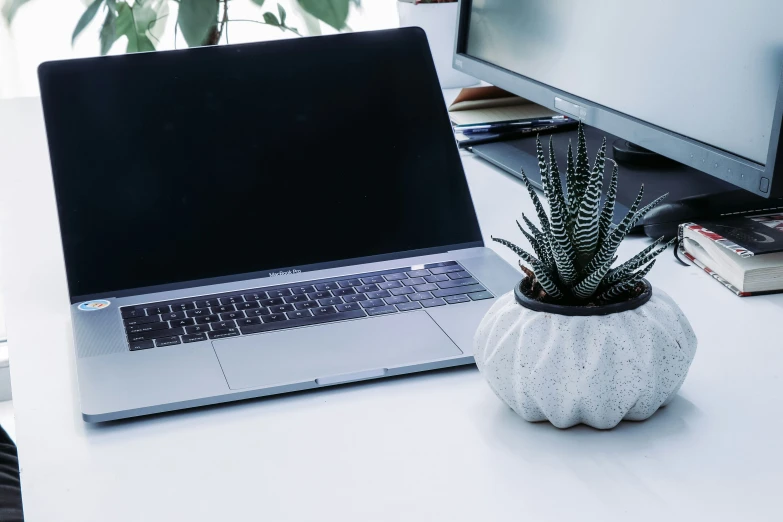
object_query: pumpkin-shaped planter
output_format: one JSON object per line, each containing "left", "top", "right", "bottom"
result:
{"left": 474, "top": 277, "right": 697, "bottom": 429}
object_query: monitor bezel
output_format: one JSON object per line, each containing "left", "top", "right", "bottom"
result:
{"left": 452, "top": 0, "right": 783, "bottom": 199}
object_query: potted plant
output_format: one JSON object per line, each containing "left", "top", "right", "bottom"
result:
{"left": 397, "top": 0, "right": 478, "bottom": 88}
{"left": 474, "top": 124, "right": 698, "bottom": 430}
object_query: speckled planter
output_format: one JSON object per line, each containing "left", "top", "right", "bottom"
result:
{"left": 473, "top": 279, "right": 697, "bottom": 429}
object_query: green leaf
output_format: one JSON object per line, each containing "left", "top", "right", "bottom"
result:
{"left": 177, "top": 0, "right": 219, "bottom": 47}
{"left": 277, "top": 4, "right": 286, "bottom": 26}
{"left": 72, "top": 0, "right": 105, "bottom": 45}
{"left": 133, "top": 0, "right": 168, "bottom": 44}
{"left": 1, "top": 0, "right": 32, "bottom": 24}
{"left": 251, "top": 0, "right": 266, "bottom": 6}
{"left": 99, "top": 9, "right": 118, "bottom": 55}
{"left": 297, "top": 0, "right": 350, "bottom": 30}
{"left": 263, "top": 12, "right": 280, "bottom": 26}
{"left": 116, "top": 1, "right": 155, "bottom": 53}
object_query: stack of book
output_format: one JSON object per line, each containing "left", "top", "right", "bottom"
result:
{"left": 678, "top": 212, "right": 783, "bottom": 296}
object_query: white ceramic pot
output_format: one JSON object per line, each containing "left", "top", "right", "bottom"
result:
{"left": 397, "top": 1, "right": 479, "bottom": 89}
{"left": 473, "top": 279, "right": 698, "bottom": 429}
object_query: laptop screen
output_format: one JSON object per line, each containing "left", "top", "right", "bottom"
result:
{"left": 38, "top": 29, "right": 483, "bottom": 300}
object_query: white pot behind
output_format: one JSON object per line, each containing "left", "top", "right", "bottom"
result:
{"left": 397, "top": 2, "right": 479, "bottom": 89}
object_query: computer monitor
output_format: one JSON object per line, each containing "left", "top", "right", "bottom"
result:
{"left": 453, "top": 0, "right": 783, "bottom": 199}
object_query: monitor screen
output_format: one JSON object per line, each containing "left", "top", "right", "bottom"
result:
{"left": 465, "top": 0, "right": 783, "bottom": 165}
{"left": 38, "top": 29, "right": 482, "bottom": 299}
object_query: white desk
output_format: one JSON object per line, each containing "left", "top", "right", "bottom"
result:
{"left": 2, "top": 96, "right": 783, "bottom": 522}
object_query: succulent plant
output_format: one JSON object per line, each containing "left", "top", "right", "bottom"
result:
{"left": 493, "top": 123, "right": 674, "bottom": 305}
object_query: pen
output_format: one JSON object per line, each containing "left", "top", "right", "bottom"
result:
{"left": 456, "top": 116, "right": 569, "bottom": 135}
{"left": 457, "top": 120, "right": 578, "bottom": 149}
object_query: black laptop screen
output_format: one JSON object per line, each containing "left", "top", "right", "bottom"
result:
{"left": 38, "top": 29, "right": 483, "bottom": 299}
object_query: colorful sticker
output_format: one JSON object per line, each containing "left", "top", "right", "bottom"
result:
{"left": 78, "top": 300, "right": 111, "bottom": 311}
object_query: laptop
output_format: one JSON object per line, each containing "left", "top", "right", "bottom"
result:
{"left": 37, "top": 28, "right": 520, "bottom": 422}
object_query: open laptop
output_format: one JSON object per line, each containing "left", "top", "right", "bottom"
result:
{"left": 37, "top": 28, "right": 520, "bottom": 422}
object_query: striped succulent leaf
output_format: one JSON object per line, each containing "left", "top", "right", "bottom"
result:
{"left": 597, "top": 161, "right": 618, "bottom": 246}
{"left": 492, "top": 236, "right": 562, "bottom": 298}
{"left": 630, "top": 192, "right": 669, "bottom": 230}
{"left": 538, "top": 137, "right": 576, "bottom": 266}
{"left": 548, "top": 137, "right": 568, "bottom": 216}
{"left": 521, "top": 213, "right": 552, "bottom": 266}
{"left": 565, "top": 140, "right": 577, "bottom": 225}
{"left": 572, "top": 254, "right": 617, "bottom": 300}
{"left": 572, "top": 138, "right": 606, "bottom": 257}
{"left": 604, "top": 237, "right": 672, "bottom": 286}
{"left": 569, "top": 122, "right": 590, "bottom": 222}
{"left": 517, "top": 219, "right": 550, "bottom": 270}
{"left": 596, "top": 260, "right": 656, "bottom": 304}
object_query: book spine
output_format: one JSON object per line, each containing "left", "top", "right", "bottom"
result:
{"left": 678, "top": 241, "right": 751, "bottom": 297}
{"left": 681, "top": 222, "right": 754, "bottom": 258}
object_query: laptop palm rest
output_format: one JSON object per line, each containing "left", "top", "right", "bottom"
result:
{"left": 212, "top": 312, "right": 462, "bottom": 390}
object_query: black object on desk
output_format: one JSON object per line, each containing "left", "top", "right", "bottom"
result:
{"left": 457, "top": 120, "right": 577, "bottom": 149}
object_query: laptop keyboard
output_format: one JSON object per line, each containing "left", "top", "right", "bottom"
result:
{"left": 120, "top": 261, "right": 493, "bottom": 351}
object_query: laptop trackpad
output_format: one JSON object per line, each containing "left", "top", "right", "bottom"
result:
{"left": 212, "top": 312, "right": 462, "bottom": 390}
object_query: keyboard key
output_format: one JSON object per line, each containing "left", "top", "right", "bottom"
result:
{"left": 220, "top": 311, "right": 246, "bottom": 321}
{"left": 195, "top": 314, "right": 220, "bottom": 324}
{"left": 161, "top": 311, "right": 186, "bottom": 321}
{"left": 295, "top": 301, "right": 319, "bottom": 310}
{"left": 307, "top": 291, "right": 331, "bottom": 301}
{"left": 259, "top": 297, "right": 285, "bottom": 307}
{"left": 243, "top": 292, "right": 267, "bottom": 302}
{"left": 366, "top": 290, "right": 390, "bottom": 299}
{"left": 126, "top": 322, "right": 170, "bottom": 334}
{"left": 155, "top": 336, "right": 181, "bottom": 347}
{"left": 318, "top": 297, "right": 343, "bottom": 306}
{"left": 186, "top": 308, "right": 212, "bottom": 318}
{"left": 378, "top": 281, "right": 402, "bottom": 290}
{"left": 284, "top": 294, "right": 310, "bottom": 304}
{"left": 361, "top": 276, "right": 385, "bottom": 284}
{"left": 237, "top": 317, "right": 262, "bottom": 326}
{"left": 383, "top": 272, "right": 407, "bottom": 281}
{"left": 213, "top": 320, "right": 236, "bottom": 330}
{"left": 186, "top": 325, "right": 211, "bottom": 334}
{"left": 241, "top": 309, "right": 366, "bottom": 335}
{"left": 390, "top": 286, "right": 415, "bottom": 296}
{"left": 312, "top": 306, "right": 337, "bottom": 316}
{"left": 212, "top": 304, "right": 236, "bottom": 314}
{"left": 269, "top": 304, "right": 295, "bottom": 313}
{"left": 208, "top": 328, "right": 240, "bottom": 340}
{"left": 429, "top": 265, "right": 463, "bottom": 275}
{"left": 129, "top": 339, "right": 154, "bottom": 351}
{"left": 145, "top": 305, "right": 171, "bottom": 315}
{"left": 444, "top": 295, "right": 470, "bottom": 304}
{"left": 432, "top": 285, "right": 486, "bottom": 298}
{"left": 412, "top": 283, "right": 438, "bottom": 292}
{"left": 409, "top": 292, "right": 433, "bottom": 301}
{"left": 219, "top": 295, "right": 245, "bottom": 305}
{"left": 336, "top": 302, "right": 362, "bottom": 312}
{"left": 468, "top": 291, "right": 494, "bottom": 301}
{"left": 235, "top": 301, "right": 260, "bottom": 311}
{"left": 121, "top": 307, "right": 146, "bottom": 319}
{"left": 123, "top": 315, "right": 160, "bottom": 326}
{"left": 424, "top": 274, "right": 449, "bottom": 283}
{"left": 399, "top": 277, "right": 426, "bottom": 286}
{"left": 263, "top": 313, "right": 288, "bottom": 323}
{"left": 332, "top": 288, "right": 356, "bottom": 297}
{"left": 355, "top": 284, "right": 379, "bottom": 294}
{"left": 421, "top": 298, "right": 447, "bottom": 308}
{"left": 267, "top": 289, "right": 293, "bottom": 298}
{"left": 182, "top": 334, "right": 208, "bottom": 343}
{"left": 314, "top": 282, "right": 339, "bottom": 291}
{"left": 448, "top": 271, "right": 473, "bottom": 280}
{"left": 287, "top": 310, "right": 313, "bottom": 320}
{"left": 127, "top": 327, "right": 185, "bottom": 342}
{"left": 291, "top": 285, "right": 316, "bottom": 295}
{"left": 384, "top": 295, "right": 409, "bottom": 305}
{"left": 246, "top": 308, "right": 272, "bottom": 317}
{"left": 170, "top": 302, "right": 196, "bottom": 312}
{"left": 406, "top": 269, "right": 430, "bottom": 278}
{"left": 195, "top": 299, "right": 219, "bottom": 308}
{"left": 359, "top": 299, "right": 385, "bottom": 309}
{"left": 366, "top": 305, "right": 397, "bottom": 316}
{"left": 170, "top": 318, "right": 195, "bottom": 328}
{"left": 437, "top": 278, "right": 479, "bottom": 289}
{"left": 396, "top": 301, "right": 422, "bottom": 311}
{"left": 343, "top": 294, "right": 368, "bottom": 303}
{"left": 338, "top": 279, "right": 362, "bottom": 288}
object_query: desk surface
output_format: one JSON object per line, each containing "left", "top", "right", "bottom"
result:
{"left": 2, "top": 95, "right": 783, "bottom": 522}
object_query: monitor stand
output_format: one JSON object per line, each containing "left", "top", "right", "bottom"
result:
{"left": 469, "top": 124, "right": 783, "bottom": 239}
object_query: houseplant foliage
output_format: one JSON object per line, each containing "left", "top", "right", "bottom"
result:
{"left": 2, "top": 0, "right": 358, "bottom": 53}
{"left": 473, "top": 124, "right": 697, "bottom": 429}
